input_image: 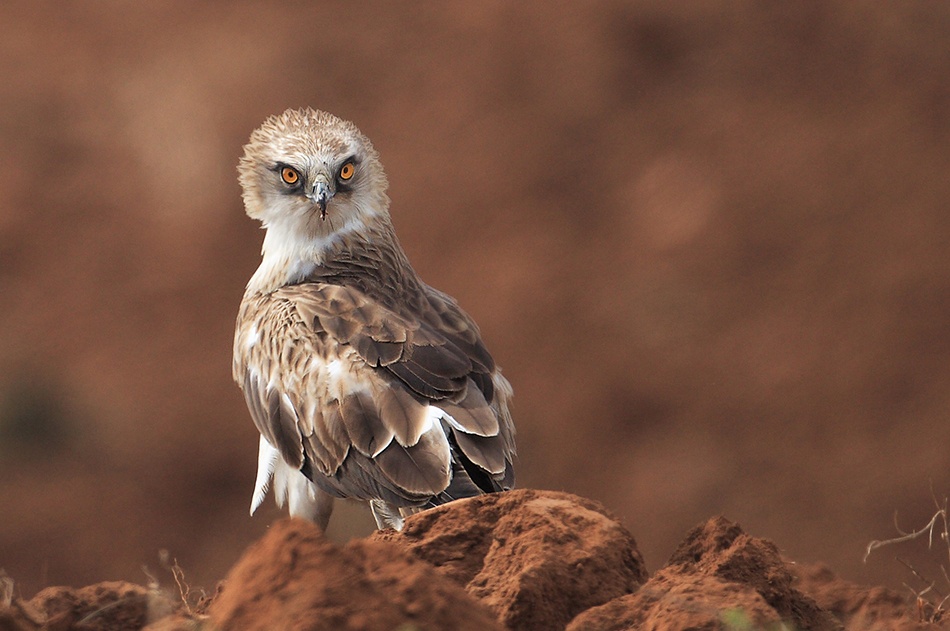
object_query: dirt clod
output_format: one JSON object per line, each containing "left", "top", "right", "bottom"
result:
{"left": 793, "top": 562, "right": 947, "bottom": 631}
{"left": 25, "top": 581, "right": 153, "bottom": 631}
{"left": 569, "top": 516, "right": 842, "bottom": 631}
{"left": 375, "top": 488, "right": 649, "bottom": 630}
{"left": 208, "top": 517, "right": 502, "bottom": 631}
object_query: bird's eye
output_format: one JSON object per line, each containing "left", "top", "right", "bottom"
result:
{"left": 280, "top": 167, "right": 300, "bottom": 186}
{"left": 339, "top": 162, "right": 355, "bottom": 181}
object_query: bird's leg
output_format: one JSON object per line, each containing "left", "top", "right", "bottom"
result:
{"left": 289, "top": 483, "right": 335, "bottom": 531}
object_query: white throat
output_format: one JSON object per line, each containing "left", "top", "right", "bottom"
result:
{"left": 246, "top": 211, "right": 374, "bottom": 294}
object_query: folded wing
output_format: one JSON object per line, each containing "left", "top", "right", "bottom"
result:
{"left": 235, "top": 281, "right": 515, "bottom": 508}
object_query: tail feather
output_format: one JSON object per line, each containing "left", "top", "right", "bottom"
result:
{"left": 251, "top": 435, "right": 280, "bottom": 515}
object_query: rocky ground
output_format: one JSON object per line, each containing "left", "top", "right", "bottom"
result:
{"left": 2, "top": 490, "right": 946, "bottom": 630}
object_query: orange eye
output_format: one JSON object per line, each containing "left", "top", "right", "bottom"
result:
{"left": 339, "top": 162, "right": 355, "bottom": 181}
{"left": 280, "top": 167, "right": 300, "bottom": 185}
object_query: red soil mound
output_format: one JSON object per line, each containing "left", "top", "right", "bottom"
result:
{"left": 373, "top": 488, "right": 649, "bottom": 630}
{"left": 569, "top": 515, "right": 840, "bottom": 630}
{"left": 208, "top": 518, "right": 502, "bottom": 631}
{"left": 792, "top": 562, "right": 946, "bottom": 631}
{"left": 2, "top": 490, "right": 946, "bottom": 630}
{"left": 0, "top": 581, "right": 168, "bottom": 630}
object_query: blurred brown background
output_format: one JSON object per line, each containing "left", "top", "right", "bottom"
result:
{"left": 2, "top": 1, "right": 950, "bottom": 597}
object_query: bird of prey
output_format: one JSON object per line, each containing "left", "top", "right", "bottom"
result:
{"left": 233, "top": 108, "right": 516, "bottom": 531}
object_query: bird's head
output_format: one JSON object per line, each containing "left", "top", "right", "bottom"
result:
{"left": 238, "top": 108, "right": 390, "bottom": 243}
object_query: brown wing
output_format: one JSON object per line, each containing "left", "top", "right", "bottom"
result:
{"left": 234, "top": 282, "right": 515, "bottom": 507}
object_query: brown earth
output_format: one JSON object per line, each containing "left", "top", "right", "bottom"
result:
{"left": 3, "top": 0, "right": 950, "bottom": 615}
{"left": 2, "top": 490, "right": 946, "bottom": 630}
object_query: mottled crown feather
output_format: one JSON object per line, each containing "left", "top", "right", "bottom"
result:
{"left": 241, "top": 108, "right": 372, "bottom": 166}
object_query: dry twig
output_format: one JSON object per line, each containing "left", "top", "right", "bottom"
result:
{"left": 157, "top": 549, "right": 210, "bottom": 618}
{"left": 0, "top": 569, "right": 14, "bottom": 607}
{"left": 865, "top": 491, "right": 950, "bottom": 623}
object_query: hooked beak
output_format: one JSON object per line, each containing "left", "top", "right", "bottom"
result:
{"left": 307, "top": 181, "right": 333, "bottom": 220}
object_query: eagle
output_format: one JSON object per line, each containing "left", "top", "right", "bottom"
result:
{"left": 233, "top": 108, "right": 515, "bottom": 530}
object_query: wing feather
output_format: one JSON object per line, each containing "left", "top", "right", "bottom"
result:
{"left": 436, "top": 379, "right": 499, "bottom": 437}
{"left": 376, "top": 383, "right": 431, "bottom": 447}
{"left": 387, "top": 358, "right": 467, "bottom": 400}
{"left": 241, "top": 369, "right": 305, "bottom": 470}
{"left": 374, "top": 427, "right": 452, "bottom": 496}
{"left": 273, "top": 392, "right": 304, "bottom": 469}
{"left": 303, "top": 403, "right": 349, "bottom": 476}
{"left": 453, "top": 431, "right": 507, "bottom": 475}
{"left": 353, "top": 336, "right": 404, "bottom": 367}
{"left": 314, "top": 450, "right": 434, "bottom": 505}
{"left": 339, "top": 390, "right": 394, "bottom": 457}
{"left": 404, "top": 342, "right": 471, "bottom": 378}
{"left": 241, "top": 370, "right": 272, "bottom": 441}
